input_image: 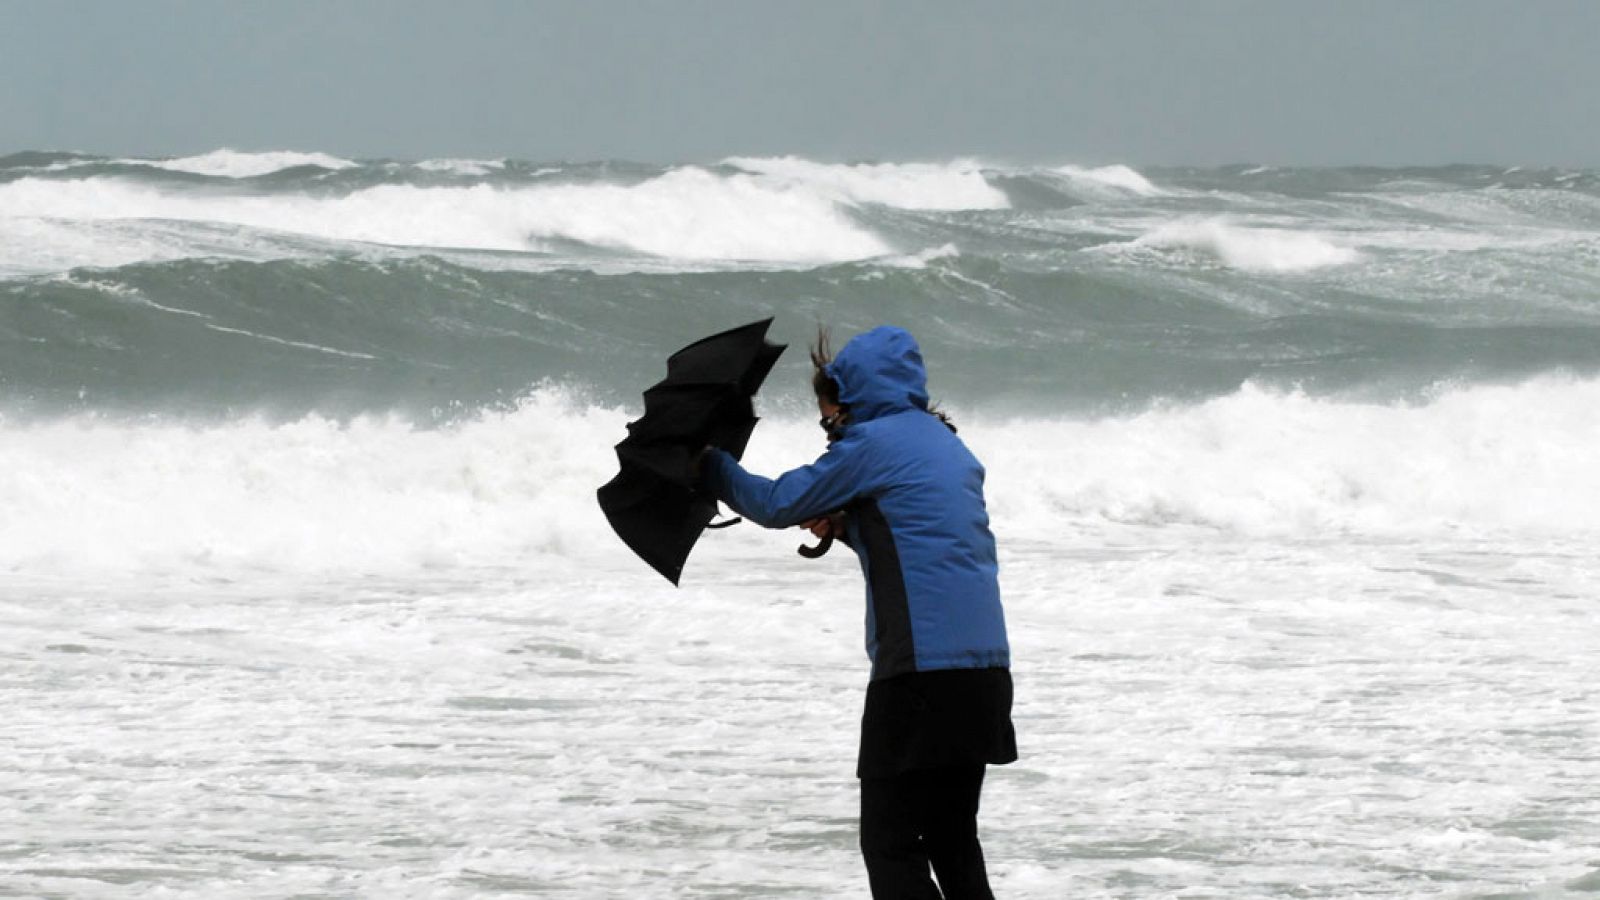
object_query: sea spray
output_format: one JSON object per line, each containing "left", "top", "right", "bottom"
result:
{"left": 5, "top": 377, "right": 1597, "bottom": 580}
{"left": 975, "top": 377, "right": 1600, "bottom": 539}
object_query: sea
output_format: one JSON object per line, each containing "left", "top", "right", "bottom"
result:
{"left": 2, "top": 149, "right": 1599, "bottom": 898}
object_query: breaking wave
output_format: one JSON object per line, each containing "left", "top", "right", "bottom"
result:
{"left": 723, "top": 156, "right": 1010, "bottom": 210}
{"left": 413, "top": 157, "right": 508, "bottom": 176}
{"left": 144, "top": 149, "right": 359, "bottom": 178}
{"left": 0, "top": 156, "right": 1034, "bottom": 272}
{"left": 1056, "top": 163, "right": 1163, "bottom": 196}
{"left": 1127, "top": 218, "right": 1361, "bottom": 272}
{"left": 3, "top": 377, "right": 1597, "bottom": 579}
{"left": 0, "top": 167, "right": 893, "bottom": 264}
{"left": 976, "top": 376, "right": 1600, "bottom": 539}
{"left": 5, "top": 152, "right": 1600, "bottom": 424}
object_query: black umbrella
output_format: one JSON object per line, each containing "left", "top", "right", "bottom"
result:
{"left": 597, "top": 318, "right": 786, "bottom": 584}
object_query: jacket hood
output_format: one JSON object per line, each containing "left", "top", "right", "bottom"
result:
{"left": 825, "top": 326, "right": 929, "bottom": 423}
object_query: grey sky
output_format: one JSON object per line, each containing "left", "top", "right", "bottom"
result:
{"left": 2, "top": 0, "right": 1595, "bottom": 166}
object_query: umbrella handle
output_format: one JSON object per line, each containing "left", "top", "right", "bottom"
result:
{"left": 705, "top": 516, "right": 743, "bottom": 530}
{"left": 797, "top": 531, "right": 835, "bottom": 559}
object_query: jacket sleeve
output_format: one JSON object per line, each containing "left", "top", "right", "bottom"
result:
{"left": 703, "top": 434, "right": 875, "bottom": 529}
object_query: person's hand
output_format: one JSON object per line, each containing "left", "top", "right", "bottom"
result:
{"left": 797, "top": 512, "right": 844, "bottom": 559}
{"left": 800, "top": 512, "right": 845, "bottom": 538}
{"left": 799, "top": 516, "right": 833, "bottom": 539}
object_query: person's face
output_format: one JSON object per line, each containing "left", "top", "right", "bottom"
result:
{"left": 817, "top": 396, "right": 845, "bottom": 439}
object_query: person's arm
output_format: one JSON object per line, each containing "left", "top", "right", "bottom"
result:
{"left": 702, "top": 435, "right": 873, "bottom": 529}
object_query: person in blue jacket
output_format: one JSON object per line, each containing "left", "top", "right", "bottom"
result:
{"left": 700, "top": 325, "right": 1017, "bottom": 900}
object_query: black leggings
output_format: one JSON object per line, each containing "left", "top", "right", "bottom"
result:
{"left": 860, "top": 764, "right": 993, "bottom": 900}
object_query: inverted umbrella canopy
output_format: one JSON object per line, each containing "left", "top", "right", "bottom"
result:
{"left": 597, "top": 318, "right": 786, "bottom": 584}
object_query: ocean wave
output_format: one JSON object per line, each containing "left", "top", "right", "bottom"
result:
{"left": 723, "top": 156, "right": 1010, "bottom": 210}
{"left": 0, "top": 167, "right": 891, "bottom": 265}
{"left": 1126, "top": 218, "right": 1360, "bottom": 272}
{"left": 1055, "top": 164, "right": 1163, "bottom": 196}
{"left": 0, "top": 388, "right": 626, "bottom": 577}
{"left": 875, "top": 242, "right": 962, "bottom": 269}
{"left": 143, "top": 149, "right": 359, "bottom": 178}
{"left": 412, "top": 158, "right": 509, "bottom": 176}
{"left": 0, "top": 214, "right": 333, "bottom": 277}
{"left": 10, "top": 155, "right": 1592, "bottom": 279}
{"left": 7, "top": 251, "right": 1600, "bottom": 420}
{"left": 1373, "top": 185, "right": 1600, "bottom": 232}
{"left": 974, "top": 376, "right": 1600, "bottom": 539}
{"left": 3, "top": 377, "right": 1597, "bottom": 578}
{"left": 499, "top": 166, "right": 891, "bottom": 261}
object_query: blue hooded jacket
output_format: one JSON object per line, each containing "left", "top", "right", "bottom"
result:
{"left": 704, "top": 326, "right": 1010, "bottom": 681}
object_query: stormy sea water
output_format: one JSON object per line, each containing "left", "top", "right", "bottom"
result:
{"left": 3, "top": 149, "right": 1600, "bottom": 898}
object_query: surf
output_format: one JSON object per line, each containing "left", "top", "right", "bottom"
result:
{"left": 4, "top": 375, "right": 1597, "bottom": 581}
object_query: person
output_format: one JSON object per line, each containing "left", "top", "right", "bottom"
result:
{"left": 699, "top": 325, "right": 1016, "bottom": 899}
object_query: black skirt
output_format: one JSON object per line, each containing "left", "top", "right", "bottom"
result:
{"left": 857, "top": 666, "right": 1018, "bottom": 779}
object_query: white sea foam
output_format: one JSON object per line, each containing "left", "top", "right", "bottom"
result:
{"left": 1055, "top": 163, "right": 1162, "bottom": 196}
{"left": 0, "top": 216, "right": 205, "bottom": 277}
{"left": 5, "top": 376, "right": 1599, "bottom": 898}
{"left": 144, "top": 149, "right": 358, "bottom": 178}
{"left": 3, "top": 377, "right": 1596, "bottom": 580}
{"left": 0, "top": 168, "right": 890, "bottom": 266}
{"left": 724, "top": 156, "right": 1010, "bottom": 210}
{"left": 876, "top": 242, "right": 961, "bottom": 269}
{"left": 974, "top": 377, "right": 1600, "bottom": 540}
{"left": 413, "top": 158, "right": 508, "bottom": 176}
{"left": 503, "top": 167, "right": 891, "bottom": 260}
{"left": 1376, "top": 186, "right": 1600, "bottom": 232}
{"left": 0, "top": 213, "right": 343, "bottom": 278}
{"left": 1129, "top": 218, "right": 1360, "bottom": 271}
{"left": 0, "top": 388, "right": 626, "bottom": 577}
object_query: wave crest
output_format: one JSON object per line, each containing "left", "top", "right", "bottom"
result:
{"left": 975, "top": 377, "right": 1600, "bottom": 539}
{"left": 4, "top": 378, "right": 1597, "bottom": 579}
{"left": 0, "top": 167, "right": 893, "bottom": 265}
{"left": 1056, "top": 163, "right": 1162, "bottom": 196}
{"left": 1130, "top": 218, "right": 1360, "bottom": 272}
{"left": 724, "top": 156, "right": 1009, "bottom": 210}
{"left": 146, "top": 149, "right": 359, "bottom": 178}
